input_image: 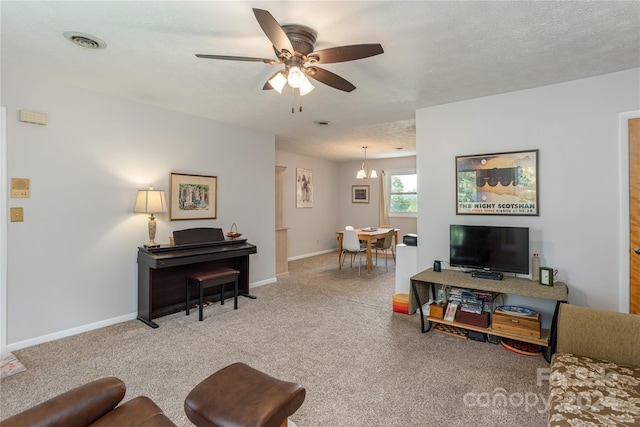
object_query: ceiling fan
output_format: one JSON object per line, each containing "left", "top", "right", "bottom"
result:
{"left": 195, "top": 8, "right": 384, "bottom": 95}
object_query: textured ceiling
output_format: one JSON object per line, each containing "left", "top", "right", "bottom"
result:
{"left": 1, "top": 1, "right": 639, "bottom": 162}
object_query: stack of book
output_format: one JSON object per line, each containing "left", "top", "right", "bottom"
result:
{"left": 449, "top": 288, "right": 498, "bottom": 314}
{"left": 443, "top": 287, "right": 500, "bottom": 323}
{"left": 392, "top": 293, "right": 409, "bottom": 314}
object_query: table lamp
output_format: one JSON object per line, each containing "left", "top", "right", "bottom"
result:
{"left": 134, "top": 185, "right": 168, "bottom": 247}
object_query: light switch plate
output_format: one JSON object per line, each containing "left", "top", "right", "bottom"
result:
{"left": 10, "top": 207, "right": 24, "bottom": 222}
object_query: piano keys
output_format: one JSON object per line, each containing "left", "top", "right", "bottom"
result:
{"left": 137, "top": 227, "right": 257, "bottom": 328}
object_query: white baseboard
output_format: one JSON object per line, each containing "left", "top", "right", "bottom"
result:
{"left": 7, "top": 277, "right": 284, "bottom": 352}
{"left": 7, "top": 278, "right": 282, "bottom": 351}
{"left": 7, "top": 312, "right": 137, "bottom": 352}
{"left": 250, "top": 277, "right": 277, "bottom": 288}
{"left": 288, "top": 248, "right": 336, "bottom": 261}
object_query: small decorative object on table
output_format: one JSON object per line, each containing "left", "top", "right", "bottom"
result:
{"left": 539, "top": 267, "right": 554, "bottom": 286}
{"left": 429, "top": 302, "right": 447, "bottom": 319}
{"left": 496, "top": 305, "right": 538, "bottom": 316}
{"left": 226, "top": 223, "right": 242, "bottom": 240}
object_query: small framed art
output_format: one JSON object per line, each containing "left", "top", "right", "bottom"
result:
{"left": 352, "top": 185, "right": 370, "bottom": 203}
{"left": 296, "top": 168, "right": 313, "bottom": 208}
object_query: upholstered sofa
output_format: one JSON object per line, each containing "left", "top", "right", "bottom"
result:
{"left": 548, "top": 304, "right": 640, "bottom": 426}
{"left": 1, "top": 377, "right": 176, "bottom": 427}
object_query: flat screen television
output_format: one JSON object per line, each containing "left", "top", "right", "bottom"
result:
{"left": 449, "top": 224, "right": 529, "bottom": 274}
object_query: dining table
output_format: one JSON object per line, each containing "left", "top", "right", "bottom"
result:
{"left": 336, "top": 228, "right": 399, "bottom": 275}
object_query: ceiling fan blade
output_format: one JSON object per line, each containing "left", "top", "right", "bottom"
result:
{"left": 305, "top": 67, "right": 356, "bottom": 92}
{"left": 307, "top": 44, "right": 384, "bottom": 64}
{"left": 195, "top": 54, "right": 277, "bottom": 64}
{"left": 252, "top": 8, "right": 294, "bottom": 56}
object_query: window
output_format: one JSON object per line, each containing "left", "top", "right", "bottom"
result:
{"left": 388, "top": 170, "right": 417, "bottom": 216}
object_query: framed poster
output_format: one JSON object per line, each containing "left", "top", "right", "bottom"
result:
{"left": 456, "top": 149, "right": 538, "bottom": 215}
{"left": 352, "top": 185, "right": 370, "bottom": 203}
{"left": 170, "top": 173, "right": 217, "bottom": 220}
{"left": 296, "top": 168, "right": 313, "bottom": 208}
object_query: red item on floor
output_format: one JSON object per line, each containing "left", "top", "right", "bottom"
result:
{"left": 392, "top": 293, "right": 409, "bottom": 314}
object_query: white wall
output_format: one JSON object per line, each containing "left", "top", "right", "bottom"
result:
{"left": 3, "top": 68, "right": 275, "bottom": 347}
{"left": 275, "top": 151, "right": 341, "bottom": 259}
{"left": 416, "top": 68, "right": 640, "bottom": 311}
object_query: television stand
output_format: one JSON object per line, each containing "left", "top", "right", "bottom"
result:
{"left": 471, "top": 271, "right": 503, "bottom": 280}
{"left": 409, "top": 268, "right": 568, "bottom": 362}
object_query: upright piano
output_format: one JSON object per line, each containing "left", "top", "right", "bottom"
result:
{"left": 137, "top": 227, "right": 257, "bottom": 328}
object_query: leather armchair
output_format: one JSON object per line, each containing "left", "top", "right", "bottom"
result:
{"left": 1, "top": 377, "right": 176, "bottom": 427}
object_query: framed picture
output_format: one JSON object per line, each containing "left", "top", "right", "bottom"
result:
{"left": 352, "top": 185, "right": 370, "bottom": 203}
{"left": 170, "top": 173, "right": 217, "bottom": 220}
{"left": 456, "top": 149, "right": 538, "bottom": 215}
{"left": 296, "top": 168, "right": 313, "bottom": 208}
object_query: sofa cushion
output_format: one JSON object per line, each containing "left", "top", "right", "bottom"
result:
{"left": 90, "top": 396, "right": 176, "bottom": 427}
{"left": 548, "top": 352, "right": 640, "bottom": 426}
{"left": 1, "top": 377, "right": 126, "bottom": 427}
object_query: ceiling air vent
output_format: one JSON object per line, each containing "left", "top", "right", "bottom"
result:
{"left": 63, "top": 32, "right": 107, "bottom": 49}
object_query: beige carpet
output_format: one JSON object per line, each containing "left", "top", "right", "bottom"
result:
{"left": 0, "top": 252, "right": 550, "bottom": 426}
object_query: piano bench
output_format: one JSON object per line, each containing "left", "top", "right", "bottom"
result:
{"left": 184, "top": 362, "right": 305, "bottom": 427}
{"left": 186, "top": 267, "right": 240, "bottom": 321}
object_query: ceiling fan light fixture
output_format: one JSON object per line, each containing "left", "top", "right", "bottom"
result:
{"left": 299, "top": 76, "right": 315, "bottom": 96}
{"left": 287, "top": 66, "right": 304, "bottom": 88}
{"left": 268, "top": 72, "right": 287, "bottom": 93}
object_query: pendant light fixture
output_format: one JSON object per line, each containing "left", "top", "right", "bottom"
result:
{"left": 356, "top": 146, "right": 378, "bottom": 179}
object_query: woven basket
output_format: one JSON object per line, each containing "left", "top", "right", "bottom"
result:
{"left": 226, "top": 223, "right": 242, "bottom": 240}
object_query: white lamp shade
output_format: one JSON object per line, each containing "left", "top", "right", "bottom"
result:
{"left": 287, "top": 66, "right": 304, "bottom": 88}
{"left": 268, "top": 72, "right": 287, "bottom": 94}
{"left": 135, "top": 186, "right": 168, "bottom": 214}
{"left": 298, "top": 76, "right": 315, "bottom": 96}
{"left": 356, "top": 168, "right": 367, "bottom": 179}
{"left": 369, "top": 169, "right": 378, "bottom": 179}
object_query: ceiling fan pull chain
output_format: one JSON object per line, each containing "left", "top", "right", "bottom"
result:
{"left": 299, "top": 89, "right": 303, "bottom": 112}
{"left": 291, "top": 88, "right": 295, "bottom": 114}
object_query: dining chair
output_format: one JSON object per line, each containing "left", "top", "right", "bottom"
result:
{"left": 345, "top": 225, "right": 366, "bottom": 248}
{"left": 375, "top": 225, "right": 391, "bottom": 245}
{"left": 374, "top": 229, "right": 396, "bottom": 271}
{"left": 341, "top": 229, "right": 366, "bottom": 275}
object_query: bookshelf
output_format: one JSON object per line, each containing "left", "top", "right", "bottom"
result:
{"left": 410, "top": 268, "right": 568, "bottom": 360}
